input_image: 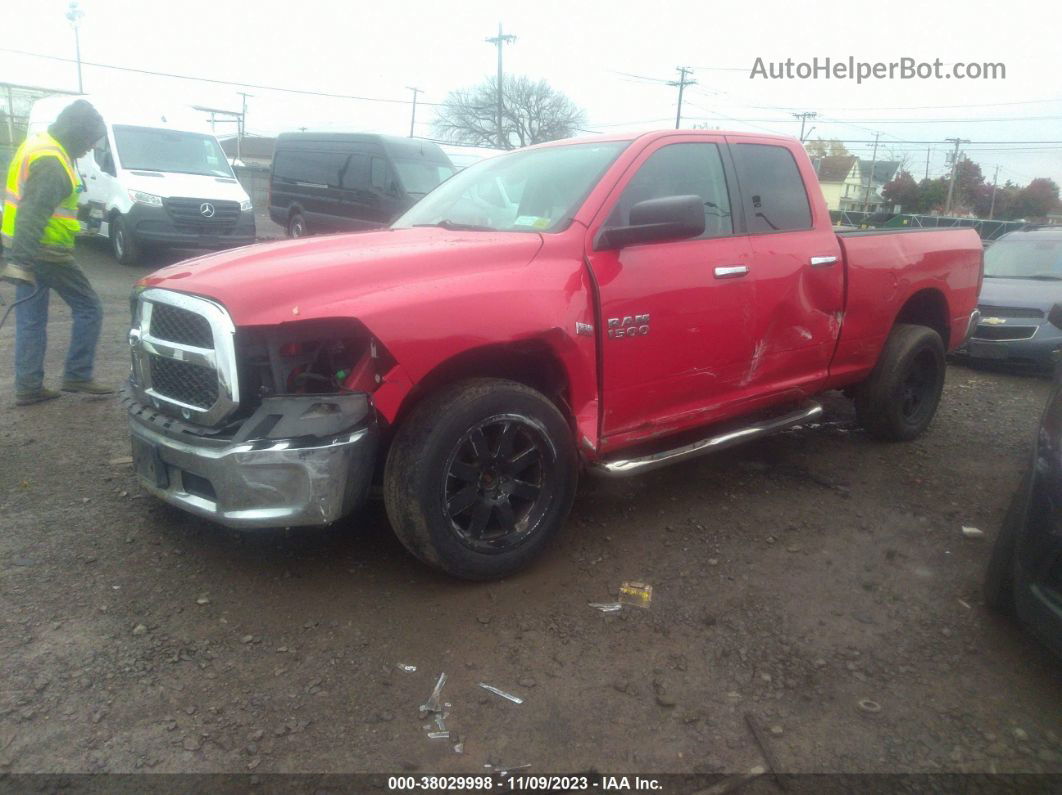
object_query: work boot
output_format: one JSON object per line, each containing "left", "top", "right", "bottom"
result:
{"left": 61, "top": 379, "right": 115, "bottom": 395}
{"left": 15, "top": 387, "right": 62, "bottom": 406}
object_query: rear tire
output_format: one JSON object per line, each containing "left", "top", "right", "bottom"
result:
{"left": 111, "top": 214, "right": 142, "bottom": 265}
{"left": 384, "top": 378, "right": 578, "bottom": 580}
{"left": 854, "top": 323, "right": 946, "bottom": 441}
{"left": 288, "top": 211, "right": 308, "bottom": 238}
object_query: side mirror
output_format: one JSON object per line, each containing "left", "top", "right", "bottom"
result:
{"left": 102, "top": 152, "right": 116, "bottom": 176}
{"left": 1049, "top": 303, "right": 1062, "bottom": 331}
{"left": 594, "top": 195, "right": 706, "bottom": 250}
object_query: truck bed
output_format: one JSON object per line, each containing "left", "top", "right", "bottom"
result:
{"left": 827, "top": 227, "right": 982, "bottom": 386}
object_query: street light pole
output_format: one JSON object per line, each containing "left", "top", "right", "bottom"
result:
{"left": 65, "top": 1, "right": 85, "bottom": 93}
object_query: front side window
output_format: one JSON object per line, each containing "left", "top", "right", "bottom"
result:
{"left": 393, "top": 141, "right": 628, "bottom": 233}
{"left": 605, "top": 142, "right": 733, "bottom": 238}
{"left": 392, "top": 159, "right": 456, "bottom": 197}
{"left": 113, "top": 125, "right": 233, "bottom": 178}
{"left": 732, "top": 143, "right": 812, "bottom": 233}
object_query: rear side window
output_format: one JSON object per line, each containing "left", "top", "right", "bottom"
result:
{"left": 606, "top": 142, "right": 733, "bottom": 238}
{"left": 732, "top": 143, "right": 812, "bottom": 233}
{"left": 273, "top": 150, "right": 346, "bottom": 188}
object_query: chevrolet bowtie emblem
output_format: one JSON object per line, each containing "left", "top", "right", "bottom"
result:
{"left": 981, "top": 317, "right": 1007, "bottom": 325}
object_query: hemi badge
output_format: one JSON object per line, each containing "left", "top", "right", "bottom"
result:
{"left": 576, "top": 322, "right": 594, "bottom": 336}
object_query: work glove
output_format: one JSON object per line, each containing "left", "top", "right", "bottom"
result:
{"left": 0, "top": 260, "right": 38, "bottom": 288}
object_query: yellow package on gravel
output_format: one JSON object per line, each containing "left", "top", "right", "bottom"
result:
{"left": 618, "top": 581, "right": 652, "bottom": 608}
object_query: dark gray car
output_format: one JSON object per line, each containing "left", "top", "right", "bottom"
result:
{"left": 957, "top": 228, "right": 1062, "bottom": 372}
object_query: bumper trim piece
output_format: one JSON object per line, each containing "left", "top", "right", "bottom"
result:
{"left": 127, "top": 399, "right": 377, "bottom": 528}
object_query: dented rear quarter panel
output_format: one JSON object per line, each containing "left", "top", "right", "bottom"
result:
{"left": 826, "top": 228, "right": 982, "bottom": 388}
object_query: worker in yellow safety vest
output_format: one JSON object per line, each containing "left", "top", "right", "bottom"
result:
{"left": 1, "top": 99, "right": 114, "bottom": 406}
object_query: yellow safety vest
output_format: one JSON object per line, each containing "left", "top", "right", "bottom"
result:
{"left": 1, "top": 131, "right": 82, "bottom": 261}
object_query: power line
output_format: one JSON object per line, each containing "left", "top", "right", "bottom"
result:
{"left": 0, "top": 46, "right": 444, "bottom": 107}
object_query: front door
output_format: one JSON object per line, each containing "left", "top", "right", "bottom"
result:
{"left": 585, "top": 136, "right": 756, "bottom": 446}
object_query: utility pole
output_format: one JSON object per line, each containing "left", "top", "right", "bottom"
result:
{"left": 65, "top": 1, "right": 85, "bottom": 93}
{"left": 861, "top": 132, "right": 880, "bottom": 213}
{"left": 989, "top": 164, "right": 1001, "bottom": 220}
{"left": 924, "top": 147, "right": 931, "bottom": 181}
{"left": 485, "top": 23, "right": 516, "bottom": 149}
{"left": 669, "top": 67, "right": 696, "bottom": 129}
{"left": 236, "top": 92, "right": 252, "bottom": 163}
{"left": 792, "top": 111, "right": 818, "bottom": 143}
{"left": 944, "top": 137, "right": 970, "bottom": 216}
{"left": 406, "top": 87, "right": 422, "bottom": 138}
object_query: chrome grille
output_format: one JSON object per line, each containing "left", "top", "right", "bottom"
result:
{"left": 148, "top": 357, "right": 219, "bottom": 409}
{"left": 977, "top": 305, "right": 1044, "bottom": 319}
{"left": 130, "top": 289, "right": 239, "bottom": 426}
{"left": 149, "top": 302, "right": 214, "bottom": 349}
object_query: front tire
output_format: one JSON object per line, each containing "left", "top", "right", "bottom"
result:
{"left": 854, "top": 323, "right": 946, "bottom": 441}
{"left": 111, "top": 214, "right": 142, "bottom": 265}
{"left": 384, "top": 379, "right": 578, "bottom": 580}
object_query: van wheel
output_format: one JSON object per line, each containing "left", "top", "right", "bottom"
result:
{"left": 854, "top": 323, "right": 946, "bottom": 441}
{"left": 384, "top": 378, "right": 578, "bottom": 580}
{"left": 111, "top": 214, "right": 141, "bottom": 265}
{"left": 288, "top": 212, "right": 308, "bottom": 238}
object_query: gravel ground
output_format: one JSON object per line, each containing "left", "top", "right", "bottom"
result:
{"left": 0, "top": 238, "right": 1060, "bottom": 776}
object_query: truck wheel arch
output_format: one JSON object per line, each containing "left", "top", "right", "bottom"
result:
{"left": 389, "top": 342, "right": 575, "bottom": 432}
{"left": 893, "top": 288, "right": 951, "bottom": 349}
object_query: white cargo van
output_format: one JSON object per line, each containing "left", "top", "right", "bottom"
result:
{"left": 27, "top": 96, "right": 255, "bottom": 264}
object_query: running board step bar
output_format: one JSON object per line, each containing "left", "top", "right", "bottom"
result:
{"left": 590, "top": 401, "right": 823, "bottom": 478}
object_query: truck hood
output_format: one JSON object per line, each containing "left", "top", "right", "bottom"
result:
{"left": 140, "top": 227, "right": 545, "bottom": 327}
{"left": 979, "top": 277, "right": 1062, "bottom": 313}
{"left": 119, "top": 169, "right": 250, "bottom": 202}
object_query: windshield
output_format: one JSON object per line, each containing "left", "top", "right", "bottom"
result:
{"left": 984, "top": 237, "right": 1062, "bottom": 279}
{"left": 393, "top": 159, "right": 455, "bottom": 196}
{"left": 393, "top": 141, "right": 629, "bottom": 233}
{"left": 113, "top": 125, "right": 234, "bottom": 178}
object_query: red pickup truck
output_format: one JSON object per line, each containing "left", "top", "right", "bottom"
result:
{"left": 125, "top": 130, "right": 982, "bottom": 578}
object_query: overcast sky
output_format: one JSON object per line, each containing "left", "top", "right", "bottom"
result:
{"left": 3, "top": 0, "right": 1060, "bottom": 187}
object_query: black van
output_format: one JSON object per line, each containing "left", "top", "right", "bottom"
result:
{"left": 268, "top": 133, "right": 455, "bottom": 237}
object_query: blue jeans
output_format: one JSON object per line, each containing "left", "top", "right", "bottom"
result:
{"left": 14, "top": 261, "right": 103, "bottom": 394}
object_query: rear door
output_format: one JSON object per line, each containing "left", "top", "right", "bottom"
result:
{"left": 728, "top": 139, "right": 844, "bottom": 394}
{"left": 586, "top": 135, "right": 756, "bottom": 443}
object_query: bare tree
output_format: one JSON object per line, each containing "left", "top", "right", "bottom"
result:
{"left": 433, "top": 76, "right": 585, "bottom": 149}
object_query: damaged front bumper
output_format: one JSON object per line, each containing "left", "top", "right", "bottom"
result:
{"left": 123, "top": 385, "right": 378, "bottom": 528}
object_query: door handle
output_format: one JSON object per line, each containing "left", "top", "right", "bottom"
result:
{"left": 714, "top": 264, "right": 749, "bottom": 279}
{"left": 809, "top": 255, "right": 838, "bottom": 267}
